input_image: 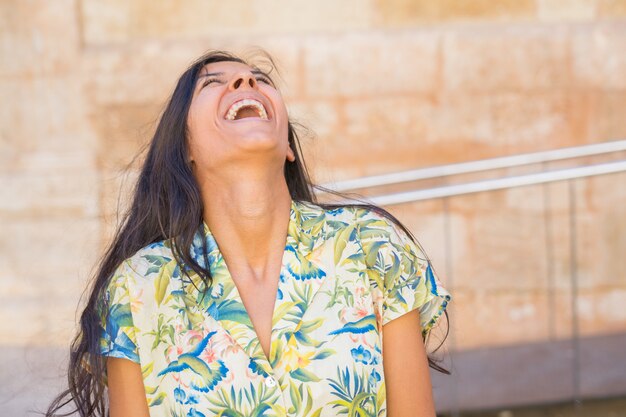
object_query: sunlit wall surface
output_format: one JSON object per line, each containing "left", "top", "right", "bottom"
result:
{"left": 1, "top": 1, "right": 625, "bottom": 415}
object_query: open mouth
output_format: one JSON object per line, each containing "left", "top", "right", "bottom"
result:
{"left": 225, "top": 98, "right": 269, "bottom": 121}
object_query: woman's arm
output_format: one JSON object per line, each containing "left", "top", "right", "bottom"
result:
{"left": 382, "top": 309, "right": 437, "bottom": 417}
{"left": 106, "top": 357, "right": 151, "bottom": 417}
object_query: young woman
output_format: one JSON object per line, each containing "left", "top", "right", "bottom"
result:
{"left": 47, "top": 49, "right": 452, "bottom": 417}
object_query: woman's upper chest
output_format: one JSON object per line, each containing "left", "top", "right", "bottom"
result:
{"left": 233, "top": 269, "right": 282, "bottom": 360}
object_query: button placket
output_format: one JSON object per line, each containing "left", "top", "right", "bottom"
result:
{"left": 265, "top": 375, "right": 277, "bottom": 388}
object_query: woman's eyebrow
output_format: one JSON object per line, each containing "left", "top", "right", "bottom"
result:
{"left": 196, "top": 69, "right": 271, "bottom": 87}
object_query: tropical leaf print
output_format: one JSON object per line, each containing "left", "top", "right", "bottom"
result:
{"left": 95, "top": 200, "right": 452, "bottom": 416}
{"left": 327, "top": 366, "right": 378, "bottom": 417}
{"left": 158, "top": 331, "right": 229, "bottom": 392}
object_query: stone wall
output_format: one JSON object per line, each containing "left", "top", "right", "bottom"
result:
{"left": 1, "top": 0, "right": 625, "bottom": 414}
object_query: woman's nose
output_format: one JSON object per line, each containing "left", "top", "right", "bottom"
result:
{"left": 228, "top": 72, "right": 257, "bottom": 91}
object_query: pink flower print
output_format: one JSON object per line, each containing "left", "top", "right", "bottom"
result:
{"left": 223, "top": 368, "right": 236, "bottom": 384}
{"left": 348, "top": 332, "right": 377, "bottom": 349}
{"left": 213, "top": 331, "right": 242, "bottom": 357}
{"left": 130, "top": 288, "right": 144, "bottom": 314}
{"left": 166, "top": 329, "right": 205, "bottom": 362}
{"left": 354, "top": 285, "right": 365, "bottom": 298}
{"left": 354, "top": 305, "right": 369, "bottom": 320}
{"left": 339, "top": 297, "right": 370, "bottom": 323}
{"left": 201, "top": 348, "right": 216, "bottom": 364}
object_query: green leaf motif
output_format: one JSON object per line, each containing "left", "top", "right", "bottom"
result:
{"left": 289, "top": 380, "right": 302, "bottom": 409}
{"left": 147, "top": 391, "right": 167, "bottom": 407}
{"left": 334, "top": 223, "right": 357, "bottom": 265}
{"left": 290, "top": 368, "right": 321, "bottom": 383}
{"left": 272, "top": 301, "right": 298, "bottom": 326}
{"left": 110, "top": 303, "right": 133, "bottom": 328}
{"left": 216, "top": 299, "right": 253, "bottom": 326}
{"left": 154, "top": 259, "right": 176, "bottom": 306}
{"left": 141, "top": 362, "right": 153, "bottom": 379}
{"left": 311, "top": 348, "right": 335, "bottom": 360}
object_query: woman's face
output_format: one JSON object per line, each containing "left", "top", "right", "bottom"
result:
{"left": 186, "top": 60, "right": 295, "bottom": 176}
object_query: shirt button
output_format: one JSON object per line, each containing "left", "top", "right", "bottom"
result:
{"left": 265, "top": 376, "right": 277, "bottom": 388}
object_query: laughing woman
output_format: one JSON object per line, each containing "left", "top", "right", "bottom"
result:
{"left": 46, "top": 49, "right": 452, "bottom": 417}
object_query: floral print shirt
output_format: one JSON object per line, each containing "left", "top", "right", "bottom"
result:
{"left": 97, "top": 199, "right": 452, "bottom": 417}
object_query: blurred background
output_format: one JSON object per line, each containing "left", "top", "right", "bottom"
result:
{"left": 1, "top": 1, "right": 625, "bottom": 416}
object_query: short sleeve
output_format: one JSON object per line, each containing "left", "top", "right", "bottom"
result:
{"left": 380, "top": 222, "right": 452, "bottom": 338}
{"left": 95, "top": 260, "right": 141, "bottom": 364}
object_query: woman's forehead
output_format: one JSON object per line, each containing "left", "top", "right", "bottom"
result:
{"left": 200, "top": 61, "right": 257, "bottom": 74}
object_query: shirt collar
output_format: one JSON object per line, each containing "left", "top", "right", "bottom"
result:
{"left": 189, "top": 199, "right": 327, "bottom": 272}
{"left": 182, "top": 198, "right": 331, "bottom": 372}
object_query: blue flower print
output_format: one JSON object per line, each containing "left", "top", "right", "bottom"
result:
{"left": 248, "top": 357, "right": 266, "bottom": 376}
{"left": 368, "top": 369, "right": 381, "bottom": 389}
{"left": 350, "top": 345, "right": 372, "bottom": 365}
{"left": 174, "top": 387, "right": 185, "bottom": 404}
{"left": 187, "top": 408, "right": 206, "bottom": 417}
{"left": 210, "top": 283, "right": 223, "bottom": 299}
{"left": 174, "top": 387, "right": 199, "bottom": 405}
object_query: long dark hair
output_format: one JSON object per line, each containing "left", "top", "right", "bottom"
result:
{"left": 45, "top": 48, "right": 450, "bottom": 416}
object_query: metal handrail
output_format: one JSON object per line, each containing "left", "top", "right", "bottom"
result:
{"left": 320, "top": 139, "right": 626, "bottom": 192}
{"left": 352, "top": 160, "right": 626, "bottom": 206}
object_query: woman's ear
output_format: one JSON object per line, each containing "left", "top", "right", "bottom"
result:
{"left": 286, "top": 146, "right": 296, "bottom": 162}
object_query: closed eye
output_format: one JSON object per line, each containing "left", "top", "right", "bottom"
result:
{"left": 200, "top": 75, "right": 274, "bottom": 89}
{"left": 256, "top": 76, "right": 273, "bottom": 85}
{"left": 201, "top": 78, "right": 222, "bottom": 88}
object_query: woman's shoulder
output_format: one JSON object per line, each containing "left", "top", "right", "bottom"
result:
{"left": 111, "top": 239, "right": 177, "bottom": 284}
{"left": 306, "top": 200, "right": 389, "bottom": 227}
{"left": 327, "top": 202, "right": 398, "bottom": 235}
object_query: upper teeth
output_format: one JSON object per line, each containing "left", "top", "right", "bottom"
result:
{"left": 226, "top": 99, "right": 268, "bottom": 120}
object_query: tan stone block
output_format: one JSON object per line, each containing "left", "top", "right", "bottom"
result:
{"left": 98, "top": 168, "right": 140, "bottom": 232}
{"left": 245, "top": 38, "right": 303, "bottom": 101}
{"left": 372, "top": 0, "right": 536, "bottom": 25}
{"left": 81, "top": 0, "right": 132, "bottom": 45}
{"left": 443, "top": 26, "right": 570, "bottom": 92}
{"left": 574, "top": 173, "right": 626, "bottom": 289}
{"left": 536, "top": 0, "right": 596, "bottom": 21}
{"left": 423, "top": 94, "right": 493, "bottom": 149}
{"left": 551, "top": 287, "right": 576, "bottom": 340}
{"left": 386, "top": 202, "right": 468, "bottom": 283}
{"left": 285, "top": 99, "right": 341, "bottom": 141}
{"left": 504, "top": 181, "right": 571, "bottom": 214}
{"left": 452, "top": 289, "right": 552, "bottom": 350}
{"left": 333, "top": 92, "right": 577, "bottom": 170}
{"left": 429, "top": 92, "right": 580, "bottom": 150}
{"left": 81, "top": 0, "right": 373, "bottom": 45}
{"left": 341, "top": 96, "right": 436, "bottom": 144}
{"left": 577, "top": 287, "right": 626, "bottom": 336}
{"left": 0, "top": 149, "right": 95, "bottom": 176}
{"left": 0, "top": 170, "right": 99, "bottom": 218}
{"left": 248, "top": 0, "right": 374, "bottom": 36}
{"left": 437, "top": 0, "right": 537, "bottom": 20}
{"left": 89, "top": 103, "right": 160, "bottom": 171}
{"left": 451, "top": 194, "right": 551, "bottom": 291}
{"left": 0, "top": 217, "right": 101, "bottom": 282}
{"left": 81, "top": 43, "right": 201, "bottom": 105}
{"left": 307, "top": 131, "right": 442, "bottom": 181}
{"left": 371, "top": 0, "right": 440, "bottom": 24}
{"left": 0, "top": 77, "right": 97, "bottom": 153}
{"left": 306, "top": 94, "right": 501, "bottom": 178}
{"left": 490, "top": 93, "right": 584, "bottom": 148}
{"left": 572, "top": 25, "right": 626, "bottom": 90}
{"left": 0, "top": 294, "right": 79, "bottom": 346}
{"left": 302, "top": 32, "right": 439, "bottom": 98}
{"left": 0, "top": 0, "right": 79, "bottom": 76}
{"left": 586, "top": 92, "right": 626, "bottom": 142}
{"left": 82, "top": 40, "right": 300, "bottom": 104}
{"left": 586, "top": 170, "right": 626, "bottom": 210}
{"left": 597, "top": 0, "right": 626, "bottom": 17}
